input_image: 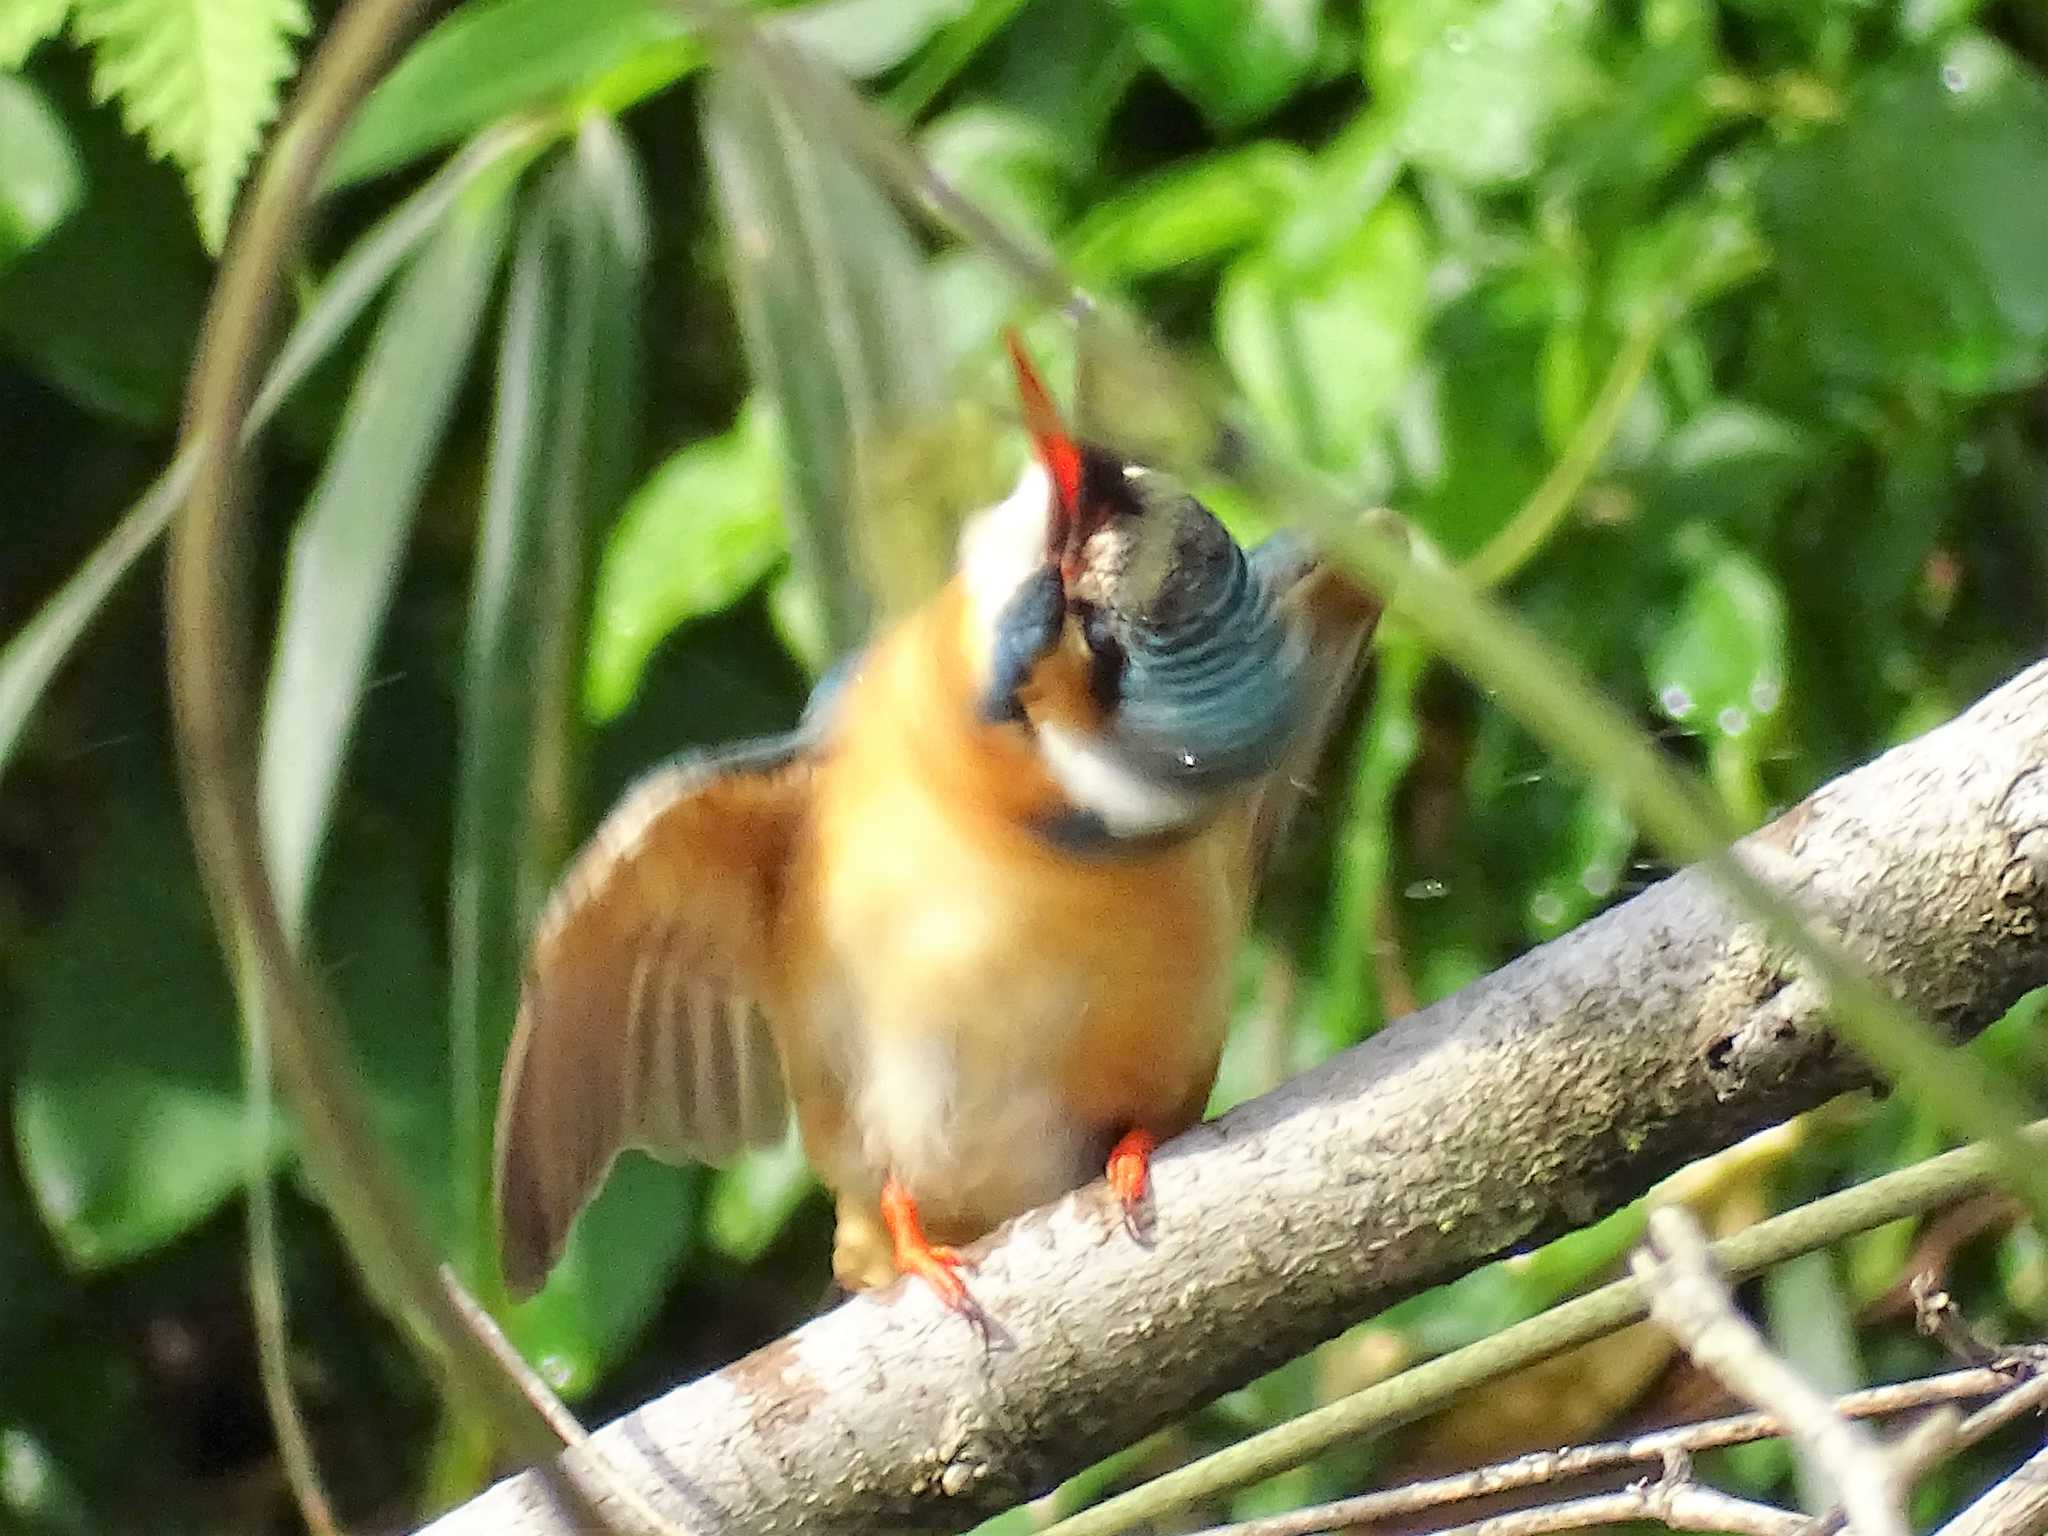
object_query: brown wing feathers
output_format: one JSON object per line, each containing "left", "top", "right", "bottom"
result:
{"left": 492, "top": 749, "right": 810, "bottom": 1295}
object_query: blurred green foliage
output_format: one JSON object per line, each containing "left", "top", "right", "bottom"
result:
{"left": 4, "top": 0, "right": 2048, "bottom": 1530}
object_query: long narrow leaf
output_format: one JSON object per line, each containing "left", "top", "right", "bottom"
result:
{"left": 0, "top": 455, "right": 195, "bottom": 777}
{"left": 259, "top": 184, "right": 514, "bottom": 936}
{"left": 705, "top": 56, "right": 942, "bottom": 650}
{"left": 451, "top": 118, "right": 663, "bottom": 1389}
{"left": 0, "top": 123, "right": 537, "bottom": 796}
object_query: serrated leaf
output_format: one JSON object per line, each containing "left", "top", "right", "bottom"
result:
{"left": 586, "top": 407, "right": 786, "bottom": 722}
{"left": 0, "top": 76, "right": 80, "bottom": 273}
{"left": 1217, "top": 192, "right": 1428, "bottom": 477}
{"left": 259, "top": 185, "right": 514, "bottom": 935}
{"left": 0, "top": 0, "right": 70, "bottom": 69}
{"left": 72, "top": 0, "right": 309, "bottom": 248}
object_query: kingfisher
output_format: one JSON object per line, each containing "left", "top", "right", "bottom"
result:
{"left": 491, "top": 336, "right": 1386, "bottom": 1313}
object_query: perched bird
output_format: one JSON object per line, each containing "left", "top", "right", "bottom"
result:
{"left": 492, "top": 336, "right": 1386, "bottom": 1311}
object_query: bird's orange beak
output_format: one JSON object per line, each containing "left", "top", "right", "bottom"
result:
{"left": 1004, "top": 329, "right": 1082, "bottom": 573}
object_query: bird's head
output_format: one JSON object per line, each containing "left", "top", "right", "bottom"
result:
{"left": 957, "top": 334, "right": 1306, "bottom": 844}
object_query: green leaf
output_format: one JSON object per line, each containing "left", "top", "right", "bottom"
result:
{"left": 451, "top": 122, "right": 649, "bottom": 1305}
{"left": 0, "top": 126, "right": 536, "bottom": 797}
{"left": 706, "top": 1134, "right": 814, "bottom": 1263}
{"left": 0, "top": 459, "right": 191, "bottom": 789}
{"left": 329, "top": 0, "right": 692, "bottom": 188}
{"left": 1217, "top": 191, "right": 1428, "bottom": 477}
{"left": 13, "top": 781, "right": 284, "bottom": 1267}
{"left": 706, "top": 63, "right": 944, "bottom": 651}
{"left": 1764, "top": 35, "right": 2048, "bottom": 396}
{"left": 1367, "top": 0, "right": 1600, "bottom": 188}
{"left": 0, "top": 0, "right": 69, "bottom": 70}
{"left": 506, "top": 1157, "right": 697, "bottom": 1399}
{"left": 586, "top": 407, "right": 786, "bottom": 722}
{"left": 1067, "top": 141, "right": 1310, "bottom": 282}
{"left": 779, "top": 0, "right": 972, "bottom": 81}
{"left": 0, "top": 84, "right": 208, "bottom": 425}
{"left": 1120, "top": 0, "right": 1320, "bottom": 130}
{"left": 0, "top": 75, "right": 81, "bottom": 270}
{"left": 1643, "top": 403, "right": 1821, "bottom": 542}
{"left": 259, "top": 183, "right": 514, "bottom": 937}
{"left": 71, "top": 0, "right": 309, "bottom": 248}
{"left": 1522, "top": 788, "right": 1634, "bottom": 940}
{"left": 917, "top": 104, "right": 1073, "bottom": 237}
{"left": 1645, "top": 544, "right": 1787, "bottom": 744}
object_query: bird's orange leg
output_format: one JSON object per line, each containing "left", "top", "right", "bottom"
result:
{"left": 880, "top": 1174, "right": 973, "bottom": 1311}
{"left": 1106, "top": 1127, "right": 1159, "bottom": 1233}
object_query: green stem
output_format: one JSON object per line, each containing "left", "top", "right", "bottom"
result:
{"left": 886, "top": 0, "right": 1031, "bottom": 121}
{"left": 1040, "top": 1122, "right": 2048, "bottom": 1536}
{"left": 1464, "top": 309, "right": 1669, "bottom": 591}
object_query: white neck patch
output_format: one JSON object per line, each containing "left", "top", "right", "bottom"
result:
{"left": 1035, "top": 723, "right": 1208, "bottom": 838}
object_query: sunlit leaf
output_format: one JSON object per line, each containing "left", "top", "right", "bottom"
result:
{"left": 1120, "top": 0, "right": 1320, "bottom": 129}
{"left": 1646, "top": 544, "right": 1787, "bottom": 744}
{"left": 1217, "top": 192, "right": 1428, "bottom": 477}
{"left": 259, "top": 183, "right": 515, "bottom": 935}
{"left": 918, "top": 104, "right": 1073, "bottom": 237}
{"left": 0, "top": 0, "right": 70, "bottom": 69}
{"left": 1067, "top": 141, "right": 1310, "bottom": 282}
{"left": 329, "top": 0, "right": 692, "bottom": 187}
{"left": 1367, "top": 0, "right": 1600, "bottom": 187}
{"left": 779, "top": 0, "right": 972, "bottom": 80}
{"left": 0, "top": 76, "right": 81, "bottom": 272}
{"left": 706, "top": 1133, "right": 814, "bottom": 1263}
{"left": 71, "top": 0, "right": 309, "bottom": 247}
{"left": 586, "top": 406, "right": 785, "bottom": 722}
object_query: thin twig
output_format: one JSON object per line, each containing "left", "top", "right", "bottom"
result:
{"left": 1186, "top": 1367, "right": 2027, "bottom": 1536}
{"left": 1413, "top": 1482, "right": 1804, "bottom": 1536}
{"left": 1634, "top": 1208, "right": 1907, "bottom": 1536}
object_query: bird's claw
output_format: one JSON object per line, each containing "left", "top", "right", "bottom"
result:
{"left": 1107, "top": 1127, "right": 1159, "bottom": 1242}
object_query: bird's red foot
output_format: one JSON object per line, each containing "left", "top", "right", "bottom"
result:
{"left": 1107, "top": 1127, "right": 1159, "bottom": 1235}
{"left": 880, "top": 1175, "right": 973, "bottom": 1312}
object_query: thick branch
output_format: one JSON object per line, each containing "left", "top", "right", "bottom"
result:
{"left": 425, "top": 659, "right": 2048, "bottom": 1536}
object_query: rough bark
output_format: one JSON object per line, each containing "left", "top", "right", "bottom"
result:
{"left": 423, "top": 658, "right": 2048, "bottom": 1536}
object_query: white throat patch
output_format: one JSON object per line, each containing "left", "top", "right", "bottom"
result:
{"left": 958, "top": 459, "right": 1055, "bottom": 637}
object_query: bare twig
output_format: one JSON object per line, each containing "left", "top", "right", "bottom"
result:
{"left": 1635, "top": 1208, "right": 1907, "bottom": 1536}
{"left": 1935, "top": 1445, "right": 2048, "bottom": 1536}
{"left": 1407, "top": 1481, "right": 1805, "bottom": 1536}
{"left": 1185, "top": 1366, "right": 2027, "bottom": 1536}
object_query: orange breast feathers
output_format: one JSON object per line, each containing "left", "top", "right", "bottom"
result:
{"left": 774, "top": 580, "right": 1248, "bottom": 1281}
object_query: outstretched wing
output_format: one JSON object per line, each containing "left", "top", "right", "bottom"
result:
{"left": 1242, "top": 527, "right": 1393, "bottom": 887}
{"left": 493, "top": 735, "right": 814, "bottom": 1295}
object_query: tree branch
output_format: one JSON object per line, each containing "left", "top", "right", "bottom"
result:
{"left": 422, "top": 658, "right": 2048, "bottom": 1535}
{"left": 1633, "top": 1208, "right": 1906, "bottom": 1536}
